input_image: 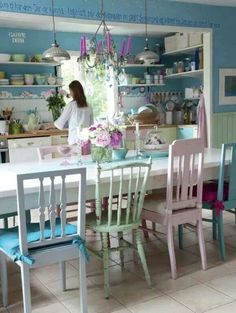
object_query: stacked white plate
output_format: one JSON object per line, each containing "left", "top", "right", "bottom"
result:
{"left": 0, "top": 79, "right": 9, "bottom": 85}
{"left": 0, "top": 54, "right": 11, "bottom": 62}
{"left": 11, "top": 74, "right": 24, "bottom": 85}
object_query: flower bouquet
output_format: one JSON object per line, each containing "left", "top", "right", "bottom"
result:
{"left": 41, "top": 89, "right": 68, "bottom": 121}
{"left": 80, "top": 123, "right": 123, "bottom": 162}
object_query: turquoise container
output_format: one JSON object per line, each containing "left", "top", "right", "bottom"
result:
{"left": 112, "top": 148, "right": 128, "bottom": 161}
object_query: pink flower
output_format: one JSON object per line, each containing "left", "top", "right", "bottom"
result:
{"left": 59, "top": 89, "right": 68, "bottom": 96}
{"left": 95, "top": 130, "right": 111, "bottom": 147}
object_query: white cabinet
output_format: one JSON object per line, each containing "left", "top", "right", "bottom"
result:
{"left": 51, "top": 135, "right": 68, "bottom": 146}
{"left": 159, "top": 127, "right": 177, "bottom": 144}
{"left": 8, "top": 136, "right": 51, "bottom": 163}
{"left": 125, "top": 126, "right": 177, "bottom": 149}
{"left": 177, "top": 125, "right": 198, "bottom": 140}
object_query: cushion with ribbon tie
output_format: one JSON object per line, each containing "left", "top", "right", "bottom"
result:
{"left": 0, "top": 218, "right": 89, "bottom": 265}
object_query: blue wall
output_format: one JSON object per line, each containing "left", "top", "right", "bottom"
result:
{"left": 0, "top": 0, "right": 236, "bottom": 112}
{"left": 0, "top": 27, "right": 181, "bottom": 95}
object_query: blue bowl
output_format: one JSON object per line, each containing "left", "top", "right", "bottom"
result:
{"left": 112, "top": 148, "right": 128, "bottom": 161}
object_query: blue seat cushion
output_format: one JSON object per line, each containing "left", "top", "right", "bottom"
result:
{"left": 0, "top": 219, "right": 78, "bottom": 264}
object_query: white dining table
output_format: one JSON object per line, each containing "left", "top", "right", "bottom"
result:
{"left": 0, "top": 148, "right": 226, "bottom": 215}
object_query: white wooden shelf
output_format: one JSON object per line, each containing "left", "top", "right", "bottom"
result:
{"left": 118, "top": 83, "right": 166, "bottom": 88}
{"left": 121, "top": 64, "right": 165, "bottom": 68}
{"left": 0, "top": 61, "right": 60, "bottom": 67}
{"left": 163, "top": 44, "right": 203, "bottom": 56}
{"left": 0, "top": 97, "right": 44, "bottom": 100}
{"left": 165, "top": 69, "right": 203, "bottom": 79}
{"left": 0, "top": 85, "right": 62, "bottom": 88}
{"left": 184, "top": 97, "right": 200, "bottom": 101}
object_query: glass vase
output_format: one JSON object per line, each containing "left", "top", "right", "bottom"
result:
{"left": 91, "top": 145, "right": 112, "bottom": 163}
{"left": 51, "top": 108, "right": 62, "bottom": 121}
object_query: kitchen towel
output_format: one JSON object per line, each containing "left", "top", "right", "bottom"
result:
{"left": 197, "top": 94, "right": 208, "bottom": 148}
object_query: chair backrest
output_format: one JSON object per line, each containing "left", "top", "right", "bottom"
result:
{"left": 16, "top": 167, "right": 86, "bottom": 256}
{"left": 37, "top": 146, "right": 57, "bottom": 160}
{"left": 38, "top": 143, "right": 91, "bottom": 161}
{"left": 95, "top": 159, "right": 152, "bottom": 228}
{"left": 166, "top": 138, "right": 204, "bottom": 212}
{"left": 37, "top": 145, "right": 75, "bottom": 160}
{"left": 218, "top": 143, "right": 236, "bottom": 206}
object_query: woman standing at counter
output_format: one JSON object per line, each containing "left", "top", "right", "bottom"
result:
{"left": 54, "top": 80, "right": 93, "bottom": 145}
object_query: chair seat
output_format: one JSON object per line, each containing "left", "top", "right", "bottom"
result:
{"left": 86, "top": 211, "right": 138, "bottom": 232}
{"left": 143, "top": 193, "right": 167, "bottom": 214}
{"left": 0, "top": 219, "right": 78, "bottom": 263}
{"left": 199, "top": 180, "right": 228, "bottom": 203}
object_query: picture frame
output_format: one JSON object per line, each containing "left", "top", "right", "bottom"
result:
{"left": 219, "top": 68, "right": 236, "bottom": 105}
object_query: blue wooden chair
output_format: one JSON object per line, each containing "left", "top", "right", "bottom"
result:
{"left": 179, "top": 143, "right": 236, "bottom": 261}
{"left": 0, "top": 168, "right": 88, "bottom": 313}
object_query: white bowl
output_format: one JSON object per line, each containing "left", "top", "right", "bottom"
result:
{"left": 47, "top": 76, "right": 56, "bottom": 85}
{"left": 0, "top": 54, "right": 11, "bottom": 62}
{"left": 138, "top": 106, "right": 152, "bottom": 114}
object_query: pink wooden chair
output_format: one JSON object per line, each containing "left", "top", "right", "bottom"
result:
{"left": 37, "top": 145, "right": 75, "bottom": 160}
{"left": 141, "top": 138, "right": 207, "bottom": 279}
{"left": 37, "top": 143, "right": 91, "bottom": 161}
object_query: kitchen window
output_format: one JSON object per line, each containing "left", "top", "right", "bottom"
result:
{"left": 60, "top": 51, "right": 117, "bottom": 121}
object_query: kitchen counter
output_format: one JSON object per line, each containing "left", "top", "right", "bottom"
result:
{"left": 0, "top": 124, "right": 197, "bottom": 139}
{"left": 0, "top": 129, "right": 68, "bottom": 139}
{"left": 124, "top": 124, "right": 197, "bottom": 129}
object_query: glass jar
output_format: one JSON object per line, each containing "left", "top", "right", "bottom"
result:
{"left": 178, "top": 61, "right": 184, "bottom": 73}
{"left": 184, "top": 58, "right": 191, "bottom": 72}
{"left": 173, "top": 62, "right": 178, "bottom": 74}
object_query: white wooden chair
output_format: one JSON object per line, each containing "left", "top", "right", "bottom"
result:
{"left": 0, "top": 167, "right": 88, "bottom": 313}
{"left": 141, "top": 139, "right": 207, "bottom": 279}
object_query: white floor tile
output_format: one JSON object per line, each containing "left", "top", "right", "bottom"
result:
{"left": 170, "top": 284, "right": 233, "bottom": 313}
{"left": 129, "top": 295, "right": 193, "bottom": 313}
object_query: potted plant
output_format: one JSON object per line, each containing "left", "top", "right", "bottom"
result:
{"left": 42, "top": 89, "right": 68, "bottom": 121}
{"left": 80, "top": 123, "right": 123, "bottom": 162}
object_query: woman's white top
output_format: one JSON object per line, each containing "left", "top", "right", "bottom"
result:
{"left": 54, "top": 101, "right": 93, "bottom": 145}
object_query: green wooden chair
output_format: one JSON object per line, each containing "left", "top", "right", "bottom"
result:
{"left": 86, "top": 159, "right": 152, "bottom": 299}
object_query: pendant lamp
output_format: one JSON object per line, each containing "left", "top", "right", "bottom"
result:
{"left": 135, "top": 0, "right": 159, "bottom": 65}
{"left": 43, "top": 0, "right": 70, "bottom": 62}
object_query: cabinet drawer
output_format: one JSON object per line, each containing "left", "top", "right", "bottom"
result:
{"left": 51, "top": 135, "right": 68, "bottom": 146}
{"left": 8, "top": 136, "right": 51, "bottom": 149}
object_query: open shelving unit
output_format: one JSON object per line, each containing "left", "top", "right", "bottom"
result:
{"left": 118, "top": 83, "right": 166, "bottom": 88}
{"left": 0, "top": 85, "right": 62, "bottom": 88}
{"left": 162, "top": 44, "right": 203, "bottom": 56}
{"left": 0, "top": 97, "right": 44, "bottom": 100}
{"left": 121, "top": 64, "right": 165, "bottom": 68}
{"left": 165, "top": 69, "right": 203, "bottom": 79}
{"left": 0, "top": 61, "right": 60, "bottom": 67}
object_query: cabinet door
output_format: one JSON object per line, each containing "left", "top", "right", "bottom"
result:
{"left": 160, "top": 127, "right": 177, "bottom": 144}
{"left": 177, "top": 127, "right": 194, "bottom": 140}
{"left": 8, "top": 137, "right": 51, "bottom": 163}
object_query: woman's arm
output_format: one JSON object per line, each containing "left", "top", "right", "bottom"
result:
{"left": 54, "top": 103, "right": 72, "bottom": 130}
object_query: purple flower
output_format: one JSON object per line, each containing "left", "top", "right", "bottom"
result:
{"left": 89, "top": 126, "right": 97, "bottom": 131}
{"left": 110, "top": 131, "right": 123, "bottom": 148}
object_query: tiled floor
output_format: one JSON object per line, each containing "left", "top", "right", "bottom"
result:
{"left": 3, "top": 209, "right": 236, "bottom": 312}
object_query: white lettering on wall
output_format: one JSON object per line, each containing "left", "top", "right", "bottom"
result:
{"left": 8, "top": 32, "right": 26, "bottom": 44}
